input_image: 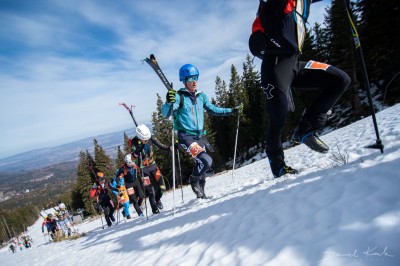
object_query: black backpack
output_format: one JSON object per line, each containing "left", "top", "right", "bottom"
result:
{"left": 249, "top": 0, "right": 314, "bottom": 59}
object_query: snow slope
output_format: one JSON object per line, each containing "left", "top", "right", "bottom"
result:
{"left": 1, "top": 104, "right": 400, "bottom": 266}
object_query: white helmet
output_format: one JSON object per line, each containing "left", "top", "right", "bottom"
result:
{"left": 59, "top": 203, "right": 66, "bottom": 209}
{"left": 136, "top": 124, "right": 151, "bottom": 140}
{"left": 124, "top": 154, "right": 135, "bottom": 167}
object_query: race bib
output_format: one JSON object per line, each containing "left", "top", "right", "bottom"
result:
{"left": 143, "top": 176, "right": 151, "bottom": 186}
{"left": 188, "top": 142, "right": 204, "bottom": 157}
{"left": 127, "top": 187, "right": 135, "bottom": 195}
{"left": 305, "top": 60, "right": 330, "bottom": 71}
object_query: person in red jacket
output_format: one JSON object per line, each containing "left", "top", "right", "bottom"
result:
{"left": 41, "top": 213, "right": 58, "bottom": 240}
{"left": 89, "top": 172, "right": 116, "bottom": 227}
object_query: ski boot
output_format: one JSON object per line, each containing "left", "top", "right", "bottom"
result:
{"left": 190, "top": 175, "right": 205, "bottom": 198}
{"left": 267, "top": 148, "right": 299, "bottom": 178}
{"left": 199, "top": 179, "right": 208, "bottom": 199}
{"left": 293, "top": 110, "right": 329, "bottom": 153}
{"left": 156, "top": 201, "right": 163, "bottom": 210}
{"left": 293, "top": 130, "right": 329, "bottom": 153}
{"left": 274, "top": 165, "right": 298, "bottom": 178}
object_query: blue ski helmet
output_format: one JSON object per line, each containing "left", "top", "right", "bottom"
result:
{"left": 179, "top": 64, "right": 199, "bottom": 81}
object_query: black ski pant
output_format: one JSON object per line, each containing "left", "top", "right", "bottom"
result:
{"left": 100, "top": 199, "right": 115, "bottom": 226}
{"left": 126, "top": 179, "right": 144, "bottom": 216}
{"left": 142, "top": 164, "right": 163, "bottom": 202}
{"left": 261, "top": 54, "right": 350, "bottom": 166}
{"left": 178, "top": 131, "right": 211, "bottom": 192}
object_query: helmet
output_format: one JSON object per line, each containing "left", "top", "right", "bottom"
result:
{"left": 136, "top": 124, "right": 151, "bottom": 140}
{"left": 124, "top": 154, "right": 135, "bottom": 167}
{"left": 97, "top": 172, "right": 104, "bottom": 178}
{"left": 47, "top": 213, "right": 53, "bottom": 219}
{"left": 59, "top": 203, "right": 66, "bottom": 209}
{"left": 179, "top": 64, "right": 199, "bottom": 81}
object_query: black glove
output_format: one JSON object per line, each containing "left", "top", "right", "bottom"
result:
{"left": 119, "top": 193, "right": 123, "bottom": 197}
{"left": 166, "top": 90, "right": 176, "bottom": 103}
{"left": 116, "top": 185, "right": 121, "bottom": 189}
{"left": 135, "top": 144, "right": 143, "bottom": 153}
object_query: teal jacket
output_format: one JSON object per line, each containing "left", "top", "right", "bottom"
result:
{"left": 161, "top": 88, "right": 233, "bottom": 135}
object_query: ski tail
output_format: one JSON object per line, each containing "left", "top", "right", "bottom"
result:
{"left": 144, "top": 54, "right": 173, "bottom": 90}
{"left": 119, "top": 103, "right": 139, "bottom": 127}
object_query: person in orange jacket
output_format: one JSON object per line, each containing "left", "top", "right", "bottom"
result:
{"left": 89, "top": 172, "right": 116, "bottom": 227}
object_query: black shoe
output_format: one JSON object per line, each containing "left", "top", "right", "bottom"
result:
{"left": 274, "top": 165, "right": 299, "bottom": 178}
{"left": 152, "top": 208, "right": 160, "bottom": 214}
{"left": 126, "top": 215, "right": 131, "bottom": 219}
{"left": 294, "top": 130, "right": 329, "bottom": 153}
{"left": 190, "top": 176, "right": 205, "bottom": 198}
{"left": 191, "top": 182, "right": 204, "bottom": 198}
{"left": 110, "top": 215, "right": 116, "bottom": 222}
{"left": 107, "top": 223, "right": 112, "bottom": 227}
{"left": 156, "top": 201, "right": 163, "bottom": 209}
{"left": 121, "top": 210, "right": 126, "bottom": 218}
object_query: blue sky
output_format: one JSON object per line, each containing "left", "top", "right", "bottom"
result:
{"left": 0, "top": 0, "right": 330, "bottom": 159}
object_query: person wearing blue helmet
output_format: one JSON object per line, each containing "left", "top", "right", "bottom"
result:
{"left": 161, "top": 64, "right": 243, "bottom": 199}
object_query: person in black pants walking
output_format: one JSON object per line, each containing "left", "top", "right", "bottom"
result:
{"left": 89, "top": 172, "right": 116, "bottom": 226}
{"left": 115, "top": 155, "right": 145, "bottom": 217}
{"left": 250, "top": 0, "right": 350, "bottom": 177}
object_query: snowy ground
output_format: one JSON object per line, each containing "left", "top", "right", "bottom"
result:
{"left": 1, "top": 104, "right": 400, "bottom": 266}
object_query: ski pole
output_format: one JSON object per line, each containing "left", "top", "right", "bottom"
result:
{"left": 177, "top": 148, "right": 184, "bottom": 203}
{"left": 232, "top": 110, "right": 241, "bottom": 184}
{"left": 93, "top": 203, "right": 105, "bottom": 229}
{"left": 137, "top": 157, "right": 148, "bottom": 220}
{"left": 343, "top": 0, "right": 383, "bottom": 153}
{"left": 171, "top": 117, "right": 176, "bottom": 215}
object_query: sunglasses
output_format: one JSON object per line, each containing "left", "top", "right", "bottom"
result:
{"left": 185, "top": 76, "right": 198, "bottom": 82}
{"left": 99, "top": 178, "right": 105, "bottom": 181}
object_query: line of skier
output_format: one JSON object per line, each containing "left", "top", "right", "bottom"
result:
{"left": 54, "top": 0, "right": 352, "bottom": 231}
{"left": 41, "top": 202, "right": 76, "bottom": 241}
{"left": 89, "top": 125, "right": 170, "bottom": 227}
{"left": 8, "top": 235, "right": 32, "bottom": 253}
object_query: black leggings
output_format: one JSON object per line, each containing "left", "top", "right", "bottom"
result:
{"left": 126, "top": 180, "right": 144, "bottom": 215}
{"left": 178, "top": 131, "right": 212, "bottom": 180}
{"left": 261, "top": 54, "right": 350, "bottom": 152}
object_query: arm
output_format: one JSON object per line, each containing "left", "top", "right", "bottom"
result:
{"left": 151, "top": 137, "right": 170, "bottom": 151}
{"left": 89, "top": 183, "right": 97, "bottom": 198}
{"left": 131, "top": 137, "right": 143, "bottom": 159}
{"left": 202, "top": 93, "right": 233, "bottom": 116}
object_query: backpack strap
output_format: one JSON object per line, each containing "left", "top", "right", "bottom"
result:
{"left": 177, "top": 91, "right": 184, "bottom": 110}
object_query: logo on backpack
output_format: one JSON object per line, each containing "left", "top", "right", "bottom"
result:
{"left": 249, "top": 0, "right": 313, "bottom": 59}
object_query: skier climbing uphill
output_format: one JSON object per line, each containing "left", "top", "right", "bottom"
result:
{"left": 249, "top": 0, "right": 350, "bottom": 178}
{"left": 131, "top": 124, "right": 170, "bottom": 214}
{"left": 161, "top": 64, "right": 243, "bottom": 199}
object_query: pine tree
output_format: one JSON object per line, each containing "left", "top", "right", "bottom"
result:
{"left": 116, "top": 145, "right": 125, "bottom": 168}
{"left": 357, "top": 0, "right": 400, "bottom": 104}
{"left": 123, "top": 132, "right": 131, "bottom": 154}
{"left": 93, "top": 138, "right": 114, "bottom": 179}
{"left": 151, "top": 94, "right": 176, "bottom": 188}
{"left": 242, "top": 55, "right": 266, "bottom": 152}
{"left": 324, "top": 0, "right": 363, "bottom": 123}
{"left": 71, "top": 150, "right": 95, "bottom": 214}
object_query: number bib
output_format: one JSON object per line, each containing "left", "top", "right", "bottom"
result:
{"left": 188, "top": 142, "right": 204, "bottom": 157}
{"left": 143, "top": 176, "right": 151, "bottom": 186}
{"left": 126, "top": 187, "right": 135, "bottom": 195}
{"left": 305, "top": 60, "right": 330, "bottom": 71}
